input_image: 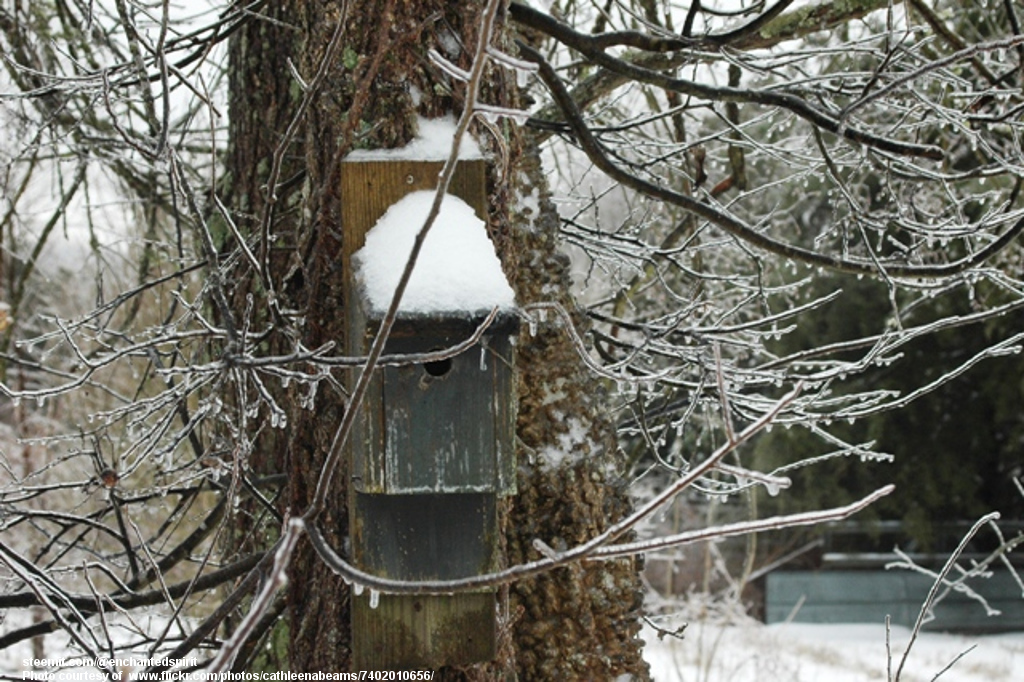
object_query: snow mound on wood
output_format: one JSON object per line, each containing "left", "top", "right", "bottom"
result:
{"left": 354, "top": 191, "right": 515, "bottom": 315}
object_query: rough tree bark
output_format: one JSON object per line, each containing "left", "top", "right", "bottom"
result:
{"left": 228, "top": 1, "right": 648, "bottom": 677}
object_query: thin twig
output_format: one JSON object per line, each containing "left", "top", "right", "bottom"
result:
{"left": 894, "top": 512, "right": 1001, "bottom": 681}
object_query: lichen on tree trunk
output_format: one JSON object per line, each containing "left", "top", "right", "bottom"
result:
{"left": 505, "top": 144, "right": 649, "bottom": 681}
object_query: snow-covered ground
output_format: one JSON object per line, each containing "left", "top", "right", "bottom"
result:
{"left": 5, "top": 606, "right": 1023, "bottom": 680}
{"left": 643, "top": 620, "right": 1024, "bottom": 682}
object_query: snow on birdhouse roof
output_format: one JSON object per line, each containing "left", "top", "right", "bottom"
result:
{"left": 345, "top": 116, "right": 484, "bottom": 161}
{"left": 353, "top": 190, "right": 516, "bottom": 316}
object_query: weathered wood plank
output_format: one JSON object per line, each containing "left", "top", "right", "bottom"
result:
{"left": 352, "top": 592, "right": 496, "bottom": 670}
{"left": 380, "top": 333, "right": 514, "bottom": 493}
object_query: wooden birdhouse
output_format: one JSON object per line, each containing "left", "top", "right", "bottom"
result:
{"left": 340, "top": 155, "right": 517, "bottom": 671}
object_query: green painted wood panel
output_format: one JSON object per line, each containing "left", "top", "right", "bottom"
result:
{"left": 349, "top": 313, "right": 517, "bottom": 495}
{"left": 382, "top": 330, "right": 514, "bottom": 493}
{"left": 352, "top": 493, "right": 499, "bottom": 579}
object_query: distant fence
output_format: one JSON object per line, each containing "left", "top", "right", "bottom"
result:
{"left": 763, "top": 520, "right": 1024, "bottom": 632}
{"left": 765, "top": 569, "right": 1024, "bottom": 632}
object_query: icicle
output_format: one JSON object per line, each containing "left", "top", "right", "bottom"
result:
{"left": 353, "top": 583, "right": 365, "bottom": 596}
{"left": 479, "top": 346, "right": 488, "bottom": 371}
{"left": 301, "top": 382, "right": 319, "bottom": 410}
{"left": 369, "top": 589, "right": 380, "bottom": 609}
{"left": 474, "top": 104, "right": 530, "bottom": 125}
{"left": 270, "top": 410, "right": 287, "bottom": 429}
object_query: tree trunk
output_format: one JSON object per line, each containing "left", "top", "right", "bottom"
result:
{"left": 227, "top": 1, "right": 648, "bottom": 678}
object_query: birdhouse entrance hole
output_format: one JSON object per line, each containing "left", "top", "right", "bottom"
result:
{"left": 423, "top": 355, "right": 453, "bottom": 378}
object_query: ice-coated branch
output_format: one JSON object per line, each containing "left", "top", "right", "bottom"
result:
{"left": 428, "top": 48, "right": 471, "bottom": 82}
{"left": 308, "top": 384, "right": 807, "bottom": 594}
{"left": 893, "top": 512, "right": 1001, "bottom": 681}
{"left": 517, "top": 40, "right": 1024, "bottom": 279}
{"left": 513, "top": 5, "right": 944, "bottom": 159}
{"left": 520, "top": 301, "right": 674, "bottom": 384}
{"left": 591, "top": 485, "right": 893, "bottom": 560}
{"left": 306, "top": 484, "right": 893, "bottom": 593}
{"left": 205, "top": 518, "right": 303, "bottom": 674}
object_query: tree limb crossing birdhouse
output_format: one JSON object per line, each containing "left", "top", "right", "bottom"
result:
{"left": 340, "top": 159, "right": 517, "bottom": 671}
